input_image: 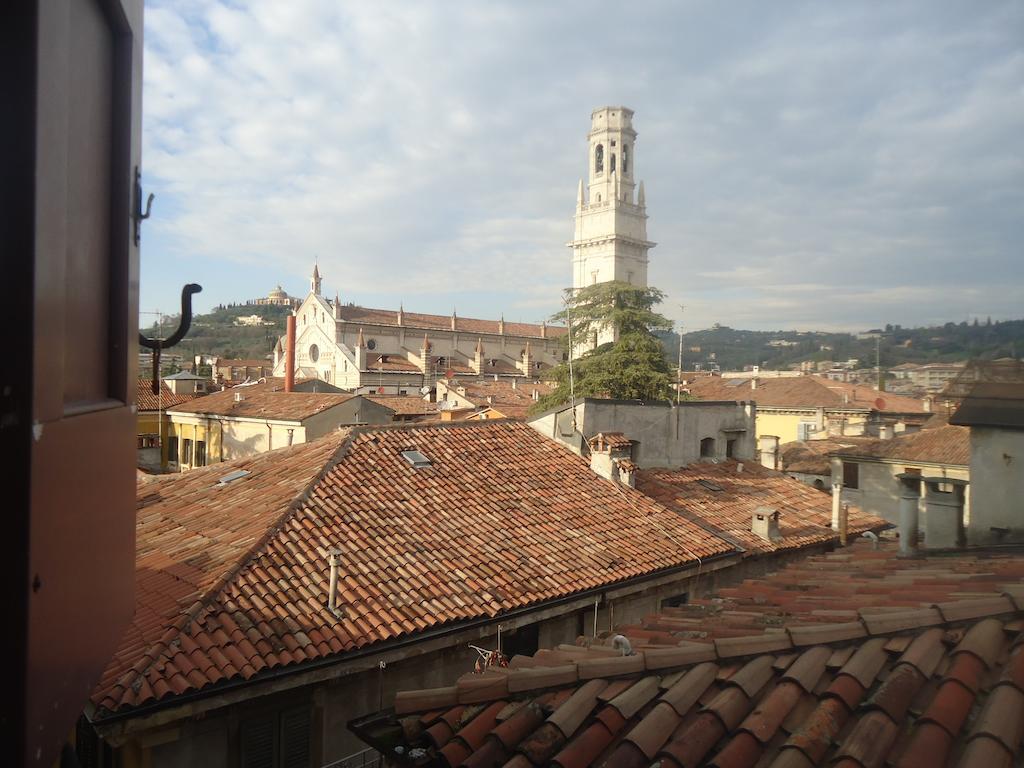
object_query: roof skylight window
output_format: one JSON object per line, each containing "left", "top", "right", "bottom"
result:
{"left": 400, "top": 450, "right": 432, "bottom": 469}
{"left": 698, "top": 479, "right": 724, "bottom": 492}
{"left": 216, "top": 469, "right": 251, "bottom": 486}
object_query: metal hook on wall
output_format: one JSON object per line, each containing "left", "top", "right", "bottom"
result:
{"left": 134, "top": 166, "right": 155, "bottom": 246}
{"left": 139, "top": 283, "right": 203, "bottom": 394}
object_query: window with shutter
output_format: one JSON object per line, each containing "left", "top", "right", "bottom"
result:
{"left": 280, "top": 706, "right": 311, "bottom": 768}
{"left": 842, "top": 461, "right": 860, "bottom": 489}
{"left": 240, "top": 715, "right": 276, "bottom": 768}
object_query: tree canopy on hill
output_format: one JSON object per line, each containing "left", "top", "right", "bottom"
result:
{"left": 532, "top": 281, "right": 679, "bottom": 412}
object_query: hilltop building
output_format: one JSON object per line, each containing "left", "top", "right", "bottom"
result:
{"left": 570, "top": 106, "right": 654, "bottom": 350}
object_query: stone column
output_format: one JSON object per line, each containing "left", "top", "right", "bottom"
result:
{"left": 896, "top": 473, "right": 921, "bottom": 556}
{"left": 922, "top": 477, "right": 968, "bottom": 550}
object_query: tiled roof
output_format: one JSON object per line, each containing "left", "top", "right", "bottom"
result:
{"left": 214, "top": 358, "right": 273, "bottom": 368}
{"left": 778, "top": 437, "right": 878, "bottom": 475}
{"left": 454, "top": 380, "right": 555, "bottom": 420}
{"left": 832, "top": 424, "right": 971, "bottom": 466}
{"left": 686, "top": 376, "right": 928, "bottom": 413}
{"left": 363, "top": 354, "right": 423, "bottom": 372}
{"left": 380, "top": 540, "right": 1024, "bottom": 768}
{"left": 636, "top": 461, "right": 887, "bottom": 556}
{"left": 166, "top": 379, "right": 355, "bottom": 421}
{"left": 365, "top": 395, "right": 441, "bottom": 416}
{"left": 950, "top": 383, "right": 1024, "bottom": 429}
{"left": 338, "top": 306, "right": 566, "bottom": 340}
{"left": 135, "top": 379, "right": 203, "bottom": 412}
{"left": 92, "top": 421, "right": 736, "bottom": 717}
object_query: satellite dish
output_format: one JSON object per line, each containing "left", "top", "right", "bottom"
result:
{"left": 874, "top": 397, "right": 887, "bottom": 410}
{"left": 420, "top": 386, "right": 431, "bottom": 395}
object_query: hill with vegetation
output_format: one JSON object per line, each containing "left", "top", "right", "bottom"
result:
{"left": 140, "top": 303, "right": 292, "bottom": 364}
{"left": 659, "top": 318, "right": 1024, "bottom": 371}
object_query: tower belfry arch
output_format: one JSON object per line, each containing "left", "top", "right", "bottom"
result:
{"left": 568, "top": 107, "right": 655, "bottom": 346}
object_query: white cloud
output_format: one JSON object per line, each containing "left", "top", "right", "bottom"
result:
{"left": 140, "top": 0, "right": 1024, "bottom": 331}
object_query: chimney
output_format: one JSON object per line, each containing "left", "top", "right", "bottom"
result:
{"left": 750, "top": 377, "right": 757, "bottom": 390}
{"left": 327, "top": 549, "right": 342, "bottom": 615}
{"left": 831, "top": 479, "right": 842, "bottom": 530}
{"left": 758, "top": 435, "right": 779, "bottom": 470}
{"left": 839, "top": 502, "right": 849, "bottom": 546}
{"left": 921, "top": 477, "right": 968, "bottom": 549}
{"left": 511, "top": 378, "right": 517, "bottom": 390}
{"left": 285, "top": 314, "right": 296, "bottom": 392}
{"left": 878, "top": 424, "right": 895, "bottom": 440}
{"left": 234, "top": 392, "right": 244, "bottom": 403}
{"left": 614, "top": 459, "right": 637, "bottom": 488}
{"left": 532, "top": 388, "right": 539, "bottom": 401}
{"left": 896, "top": 473, "right": 921, "bottom": 556}
{"left": 751, "top": 507, "right": 782, "bottom": 543}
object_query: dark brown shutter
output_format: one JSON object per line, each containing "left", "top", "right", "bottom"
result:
{"left": 240, "top": 715, "right": 277, "bottom": 768}
{"left": 280, "top": 707, "right": 311, "bottom": 768}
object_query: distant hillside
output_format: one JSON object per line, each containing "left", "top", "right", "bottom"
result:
{"left": 143, "top": 302, "right": 1024, "bottom": 373}
{"left": 659, "top": 318, "right": 1024, "bottom": 371}
{"left": 140, "top": 303, "right": 291, "bottom": 362}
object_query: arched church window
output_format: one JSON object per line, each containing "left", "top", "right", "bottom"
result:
{"left": 595, "top": 144, "right": 604, "bottom": 174}
{"left": 623, "top": 144, "right": 629, "bottom": 174}
{"left": 610, "top": 153, "right": 616, "bottom": 174}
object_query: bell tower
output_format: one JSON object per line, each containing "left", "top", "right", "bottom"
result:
{"left": 310, "top": 262, "right": 322, "bottom": 295}
{"left": 569, "top": 107, "right": 654, "bottom": 295}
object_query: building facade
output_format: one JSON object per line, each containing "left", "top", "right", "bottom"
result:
{"left": 270, "top": 266, "right": 566, "bottom": 394}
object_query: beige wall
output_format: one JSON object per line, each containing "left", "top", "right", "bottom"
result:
{"left": 967, "top": 427, "right": 1024, "bottom": 545}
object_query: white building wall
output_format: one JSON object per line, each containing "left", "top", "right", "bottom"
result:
{"left": 967, "top": 427, "right": 1024, "bottom": 545}
{"left": 831, "top": 457, "right": 970, "bottom": 525}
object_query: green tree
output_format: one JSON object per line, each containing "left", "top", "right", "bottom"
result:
{"left": 532, "top": 281, "right": 678, "bottom": 412}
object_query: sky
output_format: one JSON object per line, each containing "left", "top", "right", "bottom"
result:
{"left": 140, "top": 0, "right": 1024, "bottom": 333}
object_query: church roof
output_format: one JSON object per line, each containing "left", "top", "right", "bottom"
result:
{"left": 336, "top": 304, "right": 565, "bottom": 341}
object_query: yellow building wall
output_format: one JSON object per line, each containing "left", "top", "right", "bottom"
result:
{"left": 167, "top": 416, "right": 309, "bottom": 468}
{"left": 755, "top": 411, "right": 806, "bottom": 443}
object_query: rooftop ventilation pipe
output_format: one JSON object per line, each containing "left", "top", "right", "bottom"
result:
{"left": 896, "top": 473, "right": 921, "bottom": 556}
{"left": 327, "top": 549, "right": 342, "bottom": 614}
{"left": 285, "top": 314, "right": 296, "bottom": 392}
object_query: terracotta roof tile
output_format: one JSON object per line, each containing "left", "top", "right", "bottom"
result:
{"left": 832, "top": 424, "right": 970, "bottom": 466}
{"left": 637, "top": 461, "right": 888, "bottom": 557}
{"left": 135, "top": 379, "right": 204, "bottom": 411}
{"left": 167, "top": 378, "right": 355, "bottom": 420}
{"left": 95, "top": 421, "right": 741, "bottom": 717}
{"left": 686, "top": 375, "right": 927, "bottom": 413}
{"left": 379, "top": 541, "right": 1024, "bottom": 767}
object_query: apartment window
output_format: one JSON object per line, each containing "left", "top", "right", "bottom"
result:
{"left": 240, "top": 706, "right": 310, "bottom": 768}
{"left": 700, "top": 437, "right": 715, "bottom": 458}
{"left": 167, "top": 436, "right": 179, "bottom": 462}
{"left": 195, "top": 440, "right": 206, "bottom": 467}
{"left": 843, "top": 461, "right": 860, "bottom": 489}
{"left": 182, "top": 438, "right": 193, "bottom": 465}
{"left": 797, "top": 422, "right": 815, "bottom": 441}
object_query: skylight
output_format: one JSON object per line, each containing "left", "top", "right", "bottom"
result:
{"left": 216, "top": 469, "right": 251, "bottom": 486}
{"left": 400, "top": 450, "right": 432, "bottom": 469}
{"left": 698, "top": 479, "right": 724, "bottom": 492}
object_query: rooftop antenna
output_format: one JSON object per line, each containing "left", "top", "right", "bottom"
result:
{"left": 677, "top": 305, "right": 685, "bottom": 405}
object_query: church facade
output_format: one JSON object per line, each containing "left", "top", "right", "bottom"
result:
{"left": 272, "top": 106, "right": 650, "bottom": 392}
{"left": 271, "top": 265, "right": 565, "bottom": 394}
